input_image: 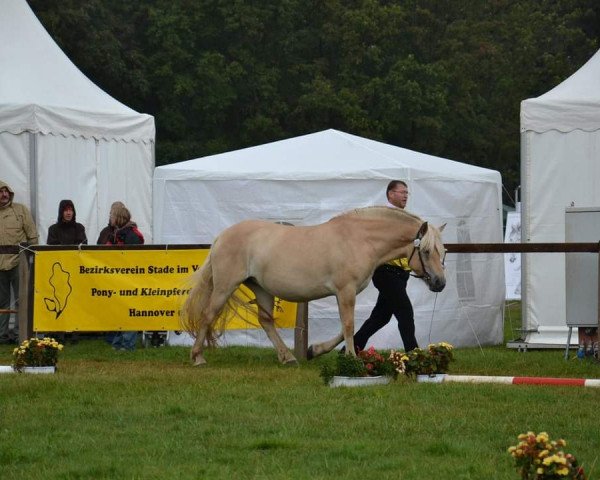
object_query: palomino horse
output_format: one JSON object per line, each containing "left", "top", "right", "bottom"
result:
{"left": 182, "top": 206, "right": 446, "bottom": 366}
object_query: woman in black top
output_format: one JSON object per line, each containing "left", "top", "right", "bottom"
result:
{"left": 46, "top": 199, "right": 87, "bottom": 245}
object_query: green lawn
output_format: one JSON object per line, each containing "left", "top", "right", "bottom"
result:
{"left": 1, "top": 303, "right": 599, "bottom": 479}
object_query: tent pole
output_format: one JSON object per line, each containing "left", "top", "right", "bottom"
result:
{"left": 28, "top": 132, "right": 38, "bottom": 220}
{"left": 520, "top": 131, "right": 530, "bottom": 337}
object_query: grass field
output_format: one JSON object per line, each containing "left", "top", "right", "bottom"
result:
{"left": 1, "top": 303, "right": 599, "bottom": 479}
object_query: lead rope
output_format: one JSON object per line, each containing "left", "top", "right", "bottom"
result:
{"left": 427, "top": 292, "right": 438, "bottom": 344}
{"left": 460, "top": 298, "right": 485, "bottom": 354}
{"left": 427, "top": 294, "right": 485, "bottom": 354}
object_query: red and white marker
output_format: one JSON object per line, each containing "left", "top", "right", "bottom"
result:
{"left": 442, "top": 374, "right": 600, "bottom": 387}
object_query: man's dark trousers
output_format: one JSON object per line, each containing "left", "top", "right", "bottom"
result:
{"left": 354, "top": 264, "right": 418, "bottom": 352}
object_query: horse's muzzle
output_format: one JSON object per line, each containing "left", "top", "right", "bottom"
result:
{"left": 428, "top": 277, "right": 446, "bottom": 293}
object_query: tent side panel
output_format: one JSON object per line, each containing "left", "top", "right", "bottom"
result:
{"left": 521, "top": 129, "right": 600, "bottom": 345}
{"left": 97, "top": 140, "right": 154, "bottom": 243}
{"left": 154, "top": 175, "right": 504, "bottom": 348}
{"left": 36, "top": 133, "right": 97, "bottom": 244}
{"left": 0, "top": 131, "right": 31, "bottom": 208}
{"left": 154, "top": 178, "right": 388, "bottom": 244}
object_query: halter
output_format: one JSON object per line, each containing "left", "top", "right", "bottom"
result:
{"left": 407, "top": 222, "right": 445, "bottom": 281}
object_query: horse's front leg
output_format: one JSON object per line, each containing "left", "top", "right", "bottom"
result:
{"left": 307, "top": 287, "right": 356, "bottom": 359}
{"left": 307, "top": 331, "right": 344, "bottom": 360}
{"left": 336, "top": 287, "right": 357, "bottom": 356}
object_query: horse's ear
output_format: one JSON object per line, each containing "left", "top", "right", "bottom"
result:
{"left": 439, "top": 223, "right": 447, "bottom": 233}
{"left": 418, "top": 222, "right": 428, "bottom": 237}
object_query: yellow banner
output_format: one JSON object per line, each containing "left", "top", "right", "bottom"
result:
{"left": 33, "top": 249, "right": 297, "bottom": 332}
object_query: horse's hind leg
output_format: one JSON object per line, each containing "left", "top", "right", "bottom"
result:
{"left": 191, "top": 325, "right": 209, "bottom": 366}
{"left": 191, "top": 285, "right": 237, "bottom": 366}
{"left": 248, "top": 284, "right": 298, "bottom": 365}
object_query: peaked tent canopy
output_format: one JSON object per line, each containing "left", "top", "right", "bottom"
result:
{"left": 154, "top": 129, "right": 504, "bottom": 350}
{"left": 520, "top": 49, "right": 600, "bottom": 346}
{"left": 0, "top": 0, "right": 155, "bottom": 243}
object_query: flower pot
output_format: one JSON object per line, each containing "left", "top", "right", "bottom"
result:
{"left": 329, "top": 375, "right": 392, "bottom": 388}
{"left": 19, "top": 366, "right": 57, "bottom": 374}
{"left": 416, "top": 373, "right": 446, "bottom": 383}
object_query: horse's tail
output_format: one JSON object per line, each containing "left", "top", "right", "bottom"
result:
{"left": 181, "top": 253, "right": 262, "bottom": 347}
{"left": 182, "top": 252, "right": 279, "bottom": 347}
{"left": 181, "top": 253, "right": 221, "bottom": 347}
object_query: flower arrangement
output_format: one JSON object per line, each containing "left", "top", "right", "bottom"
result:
{"left": 320, "top": 346, "right": 396, "bottom": 385}
{"left": 320, "top": 343, "right": 454, "bottom": 385}
{"left": 508, "top": 431, "right": 586, "bottom": 479}
{"left": 12, "top": 337, "right": 64, "bottom": 371}
{"left": 389, "top": 342, "right": 454, "bottom": 377}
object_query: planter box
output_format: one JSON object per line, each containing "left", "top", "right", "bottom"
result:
{"left": 20, "top": 366, "right": 57, "bottom": 374}
{"left": 0, "top": 365, "right": 57, "bottom": 374}
{"left": 329, "top": 375, "right": 392, "bottom": 388}
{"left": 416, "top": 373, "right": 446, "bottom": 383}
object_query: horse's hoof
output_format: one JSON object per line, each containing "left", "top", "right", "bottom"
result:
{"left": 284, "top": 358, "right": 299, "bottom": 366}
{"left": 306, "top": 345, "right": 314, "bottom": 360}
{"left": 192, "top": 358, "right": 207, "bottom": 367}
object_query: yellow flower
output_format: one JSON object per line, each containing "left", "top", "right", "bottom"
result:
{"left": 556, "top": 467, "right": 569, "bottom": 476}
{"left": 536, "top": 432, "right": 549, "bottom": 443}
{"left": 539, "top": 449, "right": 549, "bottom": 458}
{"left": 537, "top": 467, "right": 544, "bottom": 474}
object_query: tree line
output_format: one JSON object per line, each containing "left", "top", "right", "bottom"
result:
{"left": 28, "top": 0, "right": 599, "bottom": 204}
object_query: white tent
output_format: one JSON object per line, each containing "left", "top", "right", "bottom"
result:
{"left": 0, "top": 0, "right": 155, "bottom": 243}
{"left": 520, "top": 49, "right": 600, "bottom": 346}
{"left": 154, "top": 129, "right": 505, "bottom": 350}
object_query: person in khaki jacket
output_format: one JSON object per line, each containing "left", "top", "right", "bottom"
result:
{"left": 0, "top": 180, "right": 38, "bottom": 344}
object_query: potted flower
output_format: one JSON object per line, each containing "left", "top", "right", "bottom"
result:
{"left": 508, "top": 431, "right": 586, "bottom": 479}
{"left": 12, "top": 337, "right": 64, "bottom": 373}
{"left": 320, "top": 346, "right": 396, "bottom": 387}
{"left": 389, "top": 342, "right": 454, "bottom": 382}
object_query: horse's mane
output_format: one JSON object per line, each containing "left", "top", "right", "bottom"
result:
{"left": 336, "top": 206, "right": 443, "bottom": 254}
{"left": 336, "top": 205, "right": 422, "bottom": 223}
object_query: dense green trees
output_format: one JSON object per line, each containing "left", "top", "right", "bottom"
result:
{"left": 28, "top": 0, "right": 599, "bottom": 203}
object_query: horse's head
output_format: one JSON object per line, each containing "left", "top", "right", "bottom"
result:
{"left": 407, "top": 222, "right": 446, "bottom": 292}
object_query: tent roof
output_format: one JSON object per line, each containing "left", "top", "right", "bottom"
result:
{"left": 521, "top": 49, "right": 600, "bottom": 133}
{"left": 0, "top": 0, "right": 154, "bottom": 142}
{"left": 155, "top": 129, "right": 500, "bottom": 183}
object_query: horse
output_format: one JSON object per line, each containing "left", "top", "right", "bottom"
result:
{"left": 181, "top": 206, "right": 446, "bottom": 366}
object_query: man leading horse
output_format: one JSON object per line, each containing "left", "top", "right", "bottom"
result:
{"left": 349, "top": 180, "right": 421, "bottom": 354}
